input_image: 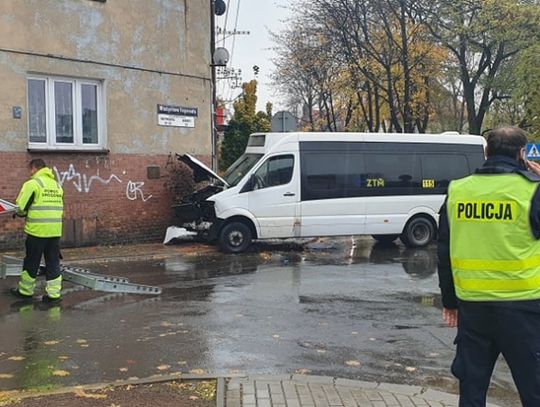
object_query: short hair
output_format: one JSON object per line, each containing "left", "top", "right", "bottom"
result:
{"left": 28, "top": 158, "right": 47, "bottom": 170}
{"left": 485, "top": 127, "right": 528, "bottom": 159}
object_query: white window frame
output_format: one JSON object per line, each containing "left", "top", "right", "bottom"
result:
{"left": 27, "top": 75, "right": 107, "bottom": 151}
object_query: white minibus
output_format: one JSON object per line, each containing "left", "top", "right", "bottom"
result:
{"left": 175, "top": 132, "right": 486, "bottom": 252}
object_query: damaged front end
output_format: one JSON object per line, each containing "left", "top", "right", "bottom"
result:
{"left": 172, "top": 154, "right": 228, "bottom": 241}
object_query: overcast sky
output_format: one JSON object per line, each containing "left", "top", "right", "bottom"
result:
{"left": 215, "top": 0, "right": 291, "bottom": 113}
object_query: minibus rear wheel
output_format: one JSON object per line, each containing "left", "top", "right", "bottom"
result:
{"left": 371, "top": 234, "right": 399, "bottom": 244}
{"left": 219, "top": 221, "right": 252, "bottom": 253}
{"left": 400, "top": 216, "right": 435, "bottom": 248}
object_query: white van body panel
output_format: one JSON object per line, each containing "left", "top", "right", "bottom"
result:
{"left": 180, "top": 131, "right": 486, "bottom": 250}
{"left": 363, "top": 197, "right": 443, "bottom": 234}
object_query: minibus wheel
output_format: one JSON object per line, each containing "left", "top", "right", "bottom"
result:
{"left": 372, "top": 234, "right": 399, "bottom": 244}
{"left": 400, "top": 216, "right": 435, "bottom": 248}
{"left": 219, "top": 221, "right": 252, "bottom": 253}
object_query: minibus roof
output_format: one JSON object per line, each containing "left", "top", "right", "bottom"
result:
{"left": 248, "top": 131, "right": 486, "bottom": 154}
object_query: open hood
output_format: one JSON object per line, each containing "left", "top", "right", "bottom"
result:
{"left": 177, "top": 153, "right": 229, "bottom": 187}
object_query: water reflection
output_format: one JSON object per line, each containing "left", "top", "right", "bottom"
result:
{"left": 357, "top": 239, "right": 437, "bottom": 279}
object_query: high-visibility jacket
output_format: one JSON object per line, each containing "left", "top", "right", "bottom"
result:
{"left": 16, "top": 167, "right": 64, "bottom": 238}
{"left": 447, "top": 173, "right": 540, "bottom": 301}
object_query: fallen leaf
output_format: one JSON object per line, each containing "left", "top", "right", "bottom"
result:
{"left": 7, "top": 356, "right": 25, "bottom": 361}
{"left": 73, "top": 388, "right": 107, "bottom": 399}
{"left": 189, "top": 368, "right": 205, "bottom": 375}
{"left": 345, "top": 360, "right": 361, "bottom": 367}
{"left": 76, "top": 339, "right": 88, "bottom": 344}
{"left": 295, "top": 368, "right": 311, "bottom": 375}
{"left": 80, "top": 344, "right": 90, "bottom": 348}
{"left": 119, "top": 368, "right": 128, "bottom": 372}
{"left": 0, "top": 374, "right": 14, "bottom": 379}
{"left": 369, "top": 338, "right": 376, "bottom": 341}
{"left": 58, "top": 356, "right": 69, "bottom": 361}
{"left": 272, "top": 334, "right": 280, "bottom": 339}
{"left": 316, "top": 349, "right": 326, "bottom": 354}
{"left": 189, "top": 395, "right": 199, "bottom": 400}
{"left": 44, "top": 340, "right": 60, "bottom": 346}
{"left": 156, "top": 365, "right": 170, "bottom": 371}
{"left": 52, "top": 370, "right": 70, "bottom": 377}
{"left": 405, "top": 366, "right": 417, "bottom": 372}
{"left": 160, "top": 321, "right": 173, "bottom": 327}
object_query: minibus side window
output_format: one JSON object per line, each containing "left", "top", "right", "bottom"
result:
{"left": 252, "top": 155, "right": 294, "bottom": 190}
{"left": 302, "top": 152, "right": 347, "bottom": 200}
{"left": 420, "top": 154, "right": 469, "bottom": 192}
{"left": 361, "top": 153, "right": 418, "bottom": 195}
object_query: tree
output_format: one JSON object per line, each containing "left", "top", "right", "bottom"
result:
{"left": 219, "top": 81, "right": 271, "bottom": 171}
{"left": 416, "top": 0, "right": 540, "bottom": 134}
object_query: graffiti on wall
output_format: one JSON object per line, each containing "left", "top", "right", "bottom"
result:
{"left": 126, "top": 181, "right": 153, "bottom": 202}
{"left": 53, "top": 164, "right": 152, "bottom": 202}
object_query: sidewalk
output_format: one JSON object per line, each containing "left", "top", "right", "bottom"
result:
{"left": 223, "top": 375, "right": 501, "bottom": 407}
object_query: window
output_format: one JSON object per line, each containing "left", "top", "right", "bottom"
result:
{"left": 421, "top": 154, "right": 469, "bottom": 191}
{"left": 253, "top": 155, "right": 294, "bottom": 189}
{"left": 302, "top": 152, "right": 349, "bottom": 200}
{"left": 27, "top": 76, "right": 105, "bottom": 150}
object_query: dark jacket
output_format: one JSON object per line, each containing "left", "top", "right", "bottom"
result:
{"left": 437, "top": 155, "right": 540, "bottom": 310}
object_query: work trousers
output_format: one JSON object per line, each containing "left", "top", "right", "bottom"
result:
{"left": 452, "top": 302, "right": 540, "bottom": 407}
{"left": 23, "top": 235, "right": 61, "bottom": 281}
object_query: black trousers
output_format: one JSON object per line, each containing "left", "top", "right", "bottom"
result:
{"left": 453, "top": 302, "right": 540, "bottom": 407}
{"left": 22, "top": 235, "right": 61, "bottom": 281}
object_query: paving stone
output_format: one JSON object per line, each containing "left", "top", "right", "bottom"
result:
{"left": 322, "top": 384, "right": 343, "bottom": 406}
{"left": 243, "top": 394, "right": 256, "bottom": 404}
{"left": 376, "top": 384, "right": 423, "bottom": 397}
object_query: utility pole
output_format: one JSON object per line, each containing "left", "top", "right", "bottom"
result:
{"left": 210, "top": 0, "right": 217, "bottom": 171}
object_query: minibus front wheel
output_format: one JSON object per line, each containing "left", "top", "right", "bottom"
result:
{"left": 400, "top": 215, "right": 436, "bottom": 248}
{"left": 219, "top": 221, "right": 253, "bottom": 253}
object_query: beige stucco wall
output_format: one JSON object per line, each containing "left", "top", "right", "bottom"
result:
{"left": 0, "top": 0, "right": 212, "bottom": 155}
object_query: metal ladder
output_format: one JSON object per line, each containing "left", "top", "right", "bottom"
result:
{"left": 1, "top": 255, "right": 162, "bottom": 295}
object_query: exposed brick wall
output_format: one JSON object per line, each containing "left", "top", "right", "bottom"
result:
{"left": 0, "top": 152, "right": 209, "bottom": 250}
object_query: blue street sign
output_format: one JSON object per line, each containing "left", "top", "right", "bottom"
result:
{"left": 526, "top": 143, "right": 540, "bottom": 160}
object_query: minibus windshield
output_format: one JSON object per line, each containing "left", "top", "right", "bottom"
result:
{"left": 223, "top": 153, "right": 263, "bottom": 187}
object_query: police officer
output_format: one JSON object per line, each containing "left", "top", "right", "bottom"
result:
{"left": 10, "top": 159, "right": 64, "bottom": 302}
{"left": 438, "top": 127, "right": 540, "bottom": 406}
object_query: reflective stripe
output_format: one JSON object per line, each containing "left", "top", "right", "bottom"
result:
{"left": 34, "top": 178, "right": 44, "bottom": 188}
{"left": 454, "top": 275, "right": 540, "bottom": 291}
{"left": 46, "top": 276, "right": 62, "bottom": 299}
{"left": 18, "top": 270, "right": 36, "bottom": 296}
{"left": 30, "top": 206, "right": 64, "bottom": 211}
{"left": 451, "top": 256, "right": 540, "bottom": 272}
{"left": 26, "top": 217, "right": 63, "bottom": 223}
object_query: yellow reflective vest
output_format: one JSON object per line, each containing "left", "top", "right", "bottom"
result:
{"left": 16, "top": 167, "right": 64, "bottom": 238}
{"left": 447, "top": 173, "right": 540, "bottom": 301}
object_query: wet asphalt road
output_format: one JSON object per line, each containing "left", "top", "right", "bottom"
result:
{"left": 0, "top": 237, "right": 519, "bottom": 405}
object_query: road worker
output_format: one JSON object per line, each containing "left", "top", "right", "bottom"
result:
{"left": 438, "top": 126, "right": 540, "bottom": 406}
{"left": 10, "top": 158, "right": 64, "bottom": 302}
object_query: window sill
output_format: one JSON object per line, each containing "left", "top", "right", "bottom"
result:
{"left": 27, "top": 147, "right": 110, "bottom": 154}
